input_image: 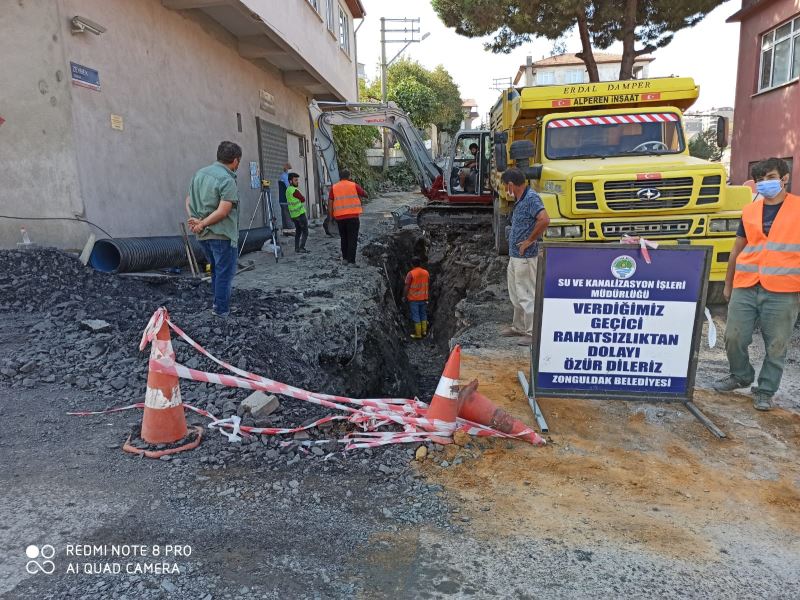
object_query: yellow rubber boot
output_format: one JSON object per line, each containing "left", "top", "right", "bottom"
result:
{"left": 410, "top": 322, "right": 422, "bottom": 339}
{"left": 421, "top": 320, "right": 428, "bottom": 337}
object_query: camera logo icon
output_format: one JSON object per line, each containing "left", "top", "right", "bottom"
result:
{"left": 25, "top": 545, "right": 55, "bottom": 575}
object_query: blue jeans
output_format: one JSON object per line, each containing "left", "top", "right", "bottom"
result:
{"left": 409, "top": 301, "right": 427, "bottom": 324}
{"left": 726, "top": 285, "right": 800, "bottom": 396}
{"left": 200, "top": 239, "right": 237, "bottom": 316}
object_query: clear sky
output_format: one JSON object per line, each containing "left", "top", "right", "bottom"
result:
{"left": 356, "top": 1, "right": 741, "bottom": 119}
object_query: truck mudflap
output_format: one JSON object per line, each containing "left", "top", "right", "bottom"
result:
{"left": 416, "top": 205, "right": 493, "bottom": 229}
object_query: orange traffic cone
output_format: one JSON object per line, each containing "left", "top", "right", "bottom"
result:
{"left": 424, "top": 345, "right": 462, "bottom": 444}
{"left": 124, "top": 310, "right": 202, "bottom": 458}
{"left": 459, "top": 379, "right": 545, "bottom": 446}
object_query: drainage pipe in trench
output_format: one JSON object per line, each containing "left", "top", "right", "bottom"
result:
{"left": 88, "top": 227, "right": 271, "bottom": 273}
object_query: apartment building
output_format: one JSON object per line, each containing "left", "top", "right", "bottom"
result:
{"left": 0, "top": 0, "right": 364, "bottom": 248}
{"left": 727, "top": 0, "right": 799, "bottom": 188}
{"left": 513, "top": 52, "right": 654, "bottom": 87}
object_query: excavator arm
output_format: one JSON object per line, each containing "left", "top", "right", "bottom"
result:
{"left": 309, "top": 100, "right": 442, "bottom": 194}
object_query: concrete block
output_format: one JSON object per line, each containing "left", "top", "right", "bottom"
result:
{"left": 241, "top": 391, "right": 280, "bottom": 418}
{"left": 80, "top": 319, "right": 112, "bottom": 333}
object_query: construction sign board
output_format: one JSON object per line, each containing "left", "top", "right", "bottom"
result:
{"left": 532, "top": 243, "right": 711, "bottom": 403}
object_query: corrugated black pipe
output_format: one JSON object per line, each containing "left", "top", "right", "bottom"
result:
{"left": 89, "top": 227, "right": 271, "bottom": 273}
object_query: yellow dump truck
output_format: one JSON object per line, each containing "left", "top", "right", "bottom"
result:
{"left": 490, "top": 77, "right": 750, "bottom": 302}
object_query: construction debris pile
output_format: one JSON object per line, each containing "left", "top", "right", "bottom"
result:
{"left": 0, "top": 248, "right": 425, "bottom": 467}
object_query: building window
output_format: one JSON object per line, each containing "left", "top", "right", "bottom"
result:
{"left": 600, "top": 67, "right": 618, "bottom": 82}
{"left": 326, "top": 0, "right": 335, "bottom": 32}
{"left": 338, "top": 5, "right": 350, "bottom": 55}
{"left": 565, "top": 68, "right": 585, "bottom": 84}
{"left": 758, "top": 16, "right": 800, "bottom": 92}
{"left": 306, "top": 0, "right": 319, "bottom": 12}
{"left": 537, "top": 71, "right": 555, "bottom": 85}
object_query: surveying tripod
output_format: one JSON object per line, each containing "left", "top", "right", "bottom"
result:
{"left": 240, "top": 179, "right": 283, "bottom": 263}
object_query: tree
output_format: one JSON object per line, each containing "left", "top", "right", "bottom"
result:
{"left": 431, "top": 0, "right": 725, "bottom": 82}
{"left": 367, "top": 59, "right": 464, "bottom": 133}
{"left": 390, "top": 79, "right": 438, "bottom": 129}
{"left": 688, "top": 127, "right": 722, "bottom": 162}
{"left": 332, "top": 124, "right": 380, "bottom": 195}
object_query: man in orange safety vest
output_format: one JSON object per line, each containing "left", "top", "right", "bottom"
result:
{"left": 714, "top": 158, "right": 800, "bottom": 411}
{"left": 404, "top": 257, "right": 430, "bottom": 339}
{"left": 329, "top": 169, "right": 368, "bottom": 265}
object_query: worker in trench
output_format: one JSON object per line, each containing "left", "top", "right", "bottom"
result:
{"left": 404, "top": 257, "right": 430, "bottom": 339}
{"left": 285, "top": 172, "right": 310, "bottom": 254}
{"left": 500, "top": 167, "right": 550, "bottom": 344}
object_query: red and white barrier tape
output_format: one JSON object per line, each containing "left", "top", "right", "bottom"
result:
{"left": 621, "top": 234, "right": 659, "bottom": 264}
{"left": 77, "top": 308, "right": 542, "bottom": 449}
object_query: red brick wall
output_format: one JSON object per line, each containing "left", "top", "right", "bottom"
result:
{"left": 731, "top": 0, "right": 800, "bottom": 190}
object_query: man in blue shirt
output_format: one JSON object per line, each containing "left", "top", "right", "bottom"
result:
{"left": 500, "top": 167, "right": 550, "bottom": 343}
{"left": 278, "top": 162, "right": 294, "bottom": 233}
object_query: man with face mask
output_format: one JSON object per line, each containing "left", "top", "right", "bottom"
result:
{"left": 714, "top": 157, "right": 800, "bottom": 410}
{"left": 500, "top": 167, "right": 550, "bottom": 344}
{"left": 186, "top": 141, "right": 242, "bottom": 318}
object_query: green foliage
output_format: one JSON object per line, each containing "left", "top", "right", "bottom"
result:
{"left": 367, "top": 59, "right": 464, "bottom": 133}
{"left": 688, "top": 128, "right": 722, "bottom": 162}
{"left": 379, "top": 162, "right": 418, "bottom": 191}
{"left": 390, "top": 78, "right": 438, "bottom": 128}
{"left": 591, "top": 0, "right": 725, "bottom": 56}
{"left": 332, "top": 124, "right": 380, "bottom": 196}
{"left": 432, "top": 0, "right": 725, "bottom": 79}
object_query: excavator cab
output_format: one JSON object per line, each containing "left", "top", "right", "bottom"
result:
{"left": 445, "top": 131, "right": 492, "bottom": 199}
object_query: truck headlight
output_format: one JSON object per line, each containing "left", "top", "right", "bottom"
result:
{"left": 563, "top": 225, "right": 583, "bottom": 238}
{"left": 543, "top": 180, "right": 564, "bottom": 194}
{"left": 710, "top": 218, "right": 740, "bottom": 232}
{"left": 546, "top": 226, "right": 563, "bottom": 238}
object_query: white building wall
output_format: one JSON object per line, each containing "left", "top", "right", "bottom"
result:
{"left": 1, "top": 0, "right": 356, "bottom": 248}
{"left": 59, "top": 0, "right": 319, "bottom": 242}
{"left": 243, "top": 0, "right": 358, "bottom": 101}
{"left": 0, "top": 1, "right": 86, "bottom": 248}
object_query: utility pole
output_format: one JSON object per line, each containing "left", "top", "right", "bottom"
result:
{"left": 379, "top": 17, "right": 429, "bottom": 172}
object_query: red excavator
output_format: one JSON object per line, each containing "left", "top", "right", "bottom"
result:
{"left": 309, "top": 100, "right": 492, "bottom": 227}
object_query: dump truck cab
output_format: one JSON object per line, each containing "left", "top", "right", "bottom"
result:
{"left": 490, "top": 77, "right": 752, "bottom": 301}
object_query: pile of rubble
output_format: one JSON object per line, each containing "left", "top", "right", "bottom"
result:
{"left": 0, "top": 248, "right": 418, "bottom": 463}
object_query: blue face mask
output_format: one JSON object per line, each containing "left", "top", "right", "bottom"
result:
{"left": 756, "top": 179, "right": 782, "bottom": 199}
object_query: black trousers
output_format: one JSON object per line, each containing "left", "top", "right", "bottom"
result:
{"left": 292, "top": 213, "right": 308, "bottom": 251}
{"left": 337, "top": 217, "right": 360, "bottom": 263}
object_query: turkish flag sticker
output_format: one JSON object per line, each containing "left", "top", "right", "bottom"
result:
{"left": 636, "top": 172, "right": 662, "bottom": 180}
{"left": 552, "top": 99, "right": 572, "bottom": 107}
{"left": 0, "top": 116, "right": 5, "bottom": 127}
{"left": 641, "top": 92, "right": 661, "bottom": 101}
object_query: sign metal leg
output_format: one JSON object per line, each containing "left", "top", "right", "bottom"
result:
{"left": 518, "top": 371, "right": 549, "bottom": 433}
{"left": 684, "top": 401, "right": 726, "bottom": 439}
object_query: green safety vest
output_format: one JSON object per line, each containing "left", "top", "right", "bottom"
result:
{"left": 286, "top": 185, "right": 306, "bottom": 218}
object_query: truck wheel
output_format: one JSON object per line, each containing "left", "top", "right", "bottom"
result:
{"left": 494, "top": 197, "right": 509, "bottom": 256}
{"left": 706, "top": 282, "right": 727, "bottom": 306}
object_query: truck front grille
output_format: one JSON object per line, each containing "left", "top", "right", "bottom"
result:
{"left": 601, "top": 220, "right": 692, "bottom": 238}
{"left": 574, "top": 181, "right": 599, "bottom": 210}
{"left": 603, "top": 177, "right": 693, "bottom": 210}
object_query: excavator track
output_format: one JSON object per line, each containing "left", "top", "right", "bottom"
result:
{"left": 416, "top": 205, "right": 493, "bottom": 229}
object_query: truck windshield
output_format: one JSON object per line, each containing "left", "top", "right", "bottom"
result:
{"left": 545, "top": 113, "right": 685, "bottom": 160}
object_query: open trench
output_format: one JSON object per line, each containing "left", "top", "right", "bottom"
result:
{"left": 362, "top": 224, "right": 500, "bottom": 402}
